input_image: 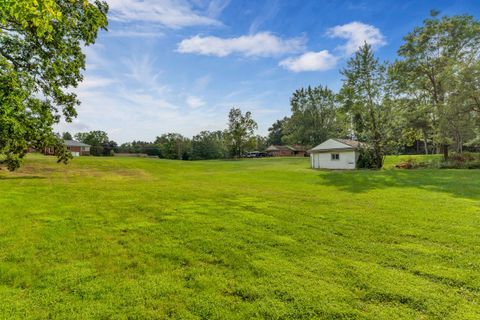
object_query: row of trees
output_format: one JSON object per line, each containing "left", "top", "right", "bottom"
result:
{"left": 266, "top": 12, "right": 480, "bottom": 168}
{"left": 67, "top": 108, "right": 264, "bottom": 160}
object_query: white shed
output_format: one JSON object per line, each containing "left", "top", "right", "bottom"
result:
{"left": 309, "top": 139, "right": 364, "bottom": 169}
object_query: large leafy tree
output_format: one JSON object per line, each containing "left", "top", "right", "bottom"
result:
{"left": 225, "top": 108, "right": 258, "bottom": 158}
{"left": 155, "top": 133, "right": 192, "bottom": 160}
{"left": 191, "top": 130, "right": 227, "bottom": 160}
{"left": 282, "top": 85, "right": 346, "bottom": 147}
{"left": 62, "top": 132, "right": 73, "bottom": 140}
{"left": 0, "top": 0, "right": 108, "bottom": 170}
{"left": 75, "top": 130, "right": 109, "bottom": 146}
{"left": 339, "top": 43, "right": 394, "bottom": 169}
{"left": 266, "top": 117, "right": 289, "bottom": 145}
{"left": 390, "top": 11, "right": 480, "bottom": 159}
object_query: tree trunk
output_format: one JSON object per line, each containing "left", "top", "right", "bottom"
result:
{"left": 442, "top": 144, "right": 449, "bottom": 161}
{"left": 422, "top": 130, "right": 429, "bottom": 155}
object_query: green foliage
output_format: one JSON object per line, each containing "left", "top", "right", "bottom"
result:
{"left": 225, "top": 108, "right": 258, "bottom": 157}
{"left": 75, "top": 130, "right": 109, "bottom": 146}
{"left": 267, "top": 117, "right": 289, "bottom": 145}
{"left": 340, "top": 43, "right": 395, "bottom": 169}
{"left": 390, "top": 11, "right": 480, "bottom": 158}
{"left": 61, "top": 132, "right": 73, "bottom": 140}
{"left": 74, "top": 131, "right": 116, "bottom": 156}
{"left": 0, "top": 0, "right": 108, "bottom": 170}
{"left": 282, "top": 85, "right": 346, "bottom": 147}
{"left": 155, "top": 133, "right": 192, "bottom": 160}
{"left": 191, "top": 130, "right": 228, "bottom": 160}
{"left": 357, "top": 146, "right": 382, "bottom": 169}
{"left": 1, "top": 155, "right": 480, "bottom": 318}
{"left": 116, "top": 141, "right": 161, "bottom": 156}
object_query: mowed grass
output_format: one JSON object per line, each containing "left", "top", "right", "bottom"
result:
{"left": 0, "top": 155, "right": 479, "bottom": 319}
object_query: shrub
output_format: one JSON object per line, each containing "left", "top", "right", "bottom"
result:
{"left": 448, "top": 152, "right": 478, "bottom": 163}
{"left": 439, "top": 153, "right": 480, "bottom": 169}
{"left": 395, "top": 158, "right": 430, "bottom": 169}
{"left": 357, "top": 147, "right": 384, "bottom": 169}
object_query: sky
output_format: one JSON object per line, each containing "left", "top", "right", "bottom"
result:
{"left": 57, "top": 0, "right": 480, "bottom": 143}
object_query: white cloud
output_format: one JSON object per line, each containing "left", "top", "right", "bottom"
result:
{"left": 177, "top": 32, "right": 305, "bottom": 57}
{"left": 77, "top": 76, "right": 117, "bottom": 90}
{"left": 107, "top": 0, "right": 225, "bottom": 28}
{"left": 326, "top": 21, "right": 386, "bottom": 55}
{"left": 107, "top": 30, "right": 165, "bottom": 38}
{"left": 279, "top": 50, "right": 338, "bottom": 72}
{"left": 186, "top": 95, "right": 206, "bottom": 108}
{"left": 193, "top": 75, "right": 211, "bottom": 92}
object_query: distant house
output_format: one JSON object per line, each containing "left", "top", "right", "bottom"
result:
{"left": 265, "top": 145, "right": 307, "bottom": 157}
{"left": 309, "top": 139, "right": 364, "bottom": 169}
{"left": 64, "top": 140, "right": 90, "bottom": 157}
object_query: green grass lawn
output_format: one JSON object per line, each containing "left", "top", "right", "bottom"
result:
{"left": 0, "top": 155, "right": 479, "bottom": 319}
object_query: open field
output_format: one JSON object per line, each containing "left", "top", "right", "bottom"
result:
{"left": 0, "top": 155, "right": 479, "bottom": 319}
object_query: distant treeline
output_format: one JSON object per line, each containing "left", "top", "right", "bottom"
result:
{"left": 68, "top": 108, "right": 266, "bottom": 160}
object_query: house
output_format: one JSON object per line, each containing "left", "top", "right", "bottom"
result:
{"left": 309, "top": 138, "right": 364, "bottom": 169}
{"left": 64, "top": 140, "right": 90, "bottom": 157}
{"left": 265, "top": 145, "right": 307, "bottom": 157}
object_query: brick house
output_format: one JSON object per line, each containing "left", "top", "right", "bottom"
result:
{"left": 64, "top": 140, "right": 91, "bottom": 156}
{"left": 265, "top": 145, "right": 307, "bottom": 157}
{"left": 33, "top": 140, "right": 91, "bottom": 157}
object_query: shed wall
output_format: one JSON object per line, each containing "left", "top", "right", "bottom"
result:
{"left": 310, "top": 151, "right": 357, "bottom": 169}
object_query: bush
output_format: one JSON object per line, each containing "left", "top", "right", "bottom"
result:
{"left": 439, "top": 160, "right": 480, "bottom": 169}
{"left": 357, "top": 147, "right": 383, "bottom": 169}
{"left": 395, "top": 158, "right": 430, "bottom": 169}
{"left": 438, "top": 152, "right": 480, "bottom": 169}
{"left": 448, "top": 152, "right": 478, "bottom": 163}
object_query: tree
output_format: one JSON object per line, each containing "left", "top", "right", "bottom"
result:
{"left": 75, "top": 131, "right": 109, "bottom": 146}
{"left": 391, "top": 11, "right": 480, "bottom": 159}
{"left": 339, "top": 43, "right": 394, "bottom": 169}
{"left": 267, "top": 117, "right": 289, "bottom": 145}
{"left": 254, "top": 135, "right": 268, "bottom": 151}
{"left": 395, "top": 98, "right": 434, "bottom": 155}
{"left": 282, "top": 85, "right": 346, "bottom": 147}
{"left": 155, "top": 133, "right": 192, "bottom": 160}
{"left": 191, "top": 131, "right": 227, "bottom": 160}
{"left": 225, "top": 108, "right": 258, "bottom": 158}
{"left": 0, "top": 1, "right": 108, "bottom": 170}
{"left": 117, "top": 141, "right": 161, "bottom": 156}
{"left": 62, "top": 132, "right": 73, "bottom": 140}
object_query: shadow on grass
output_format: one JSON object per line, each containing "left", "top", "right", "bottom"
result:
{"left": 318, "top": 169, "right": 480, "bottom": 201}
{"left": 0, "top": 175, "right": 46, "bottom": 180}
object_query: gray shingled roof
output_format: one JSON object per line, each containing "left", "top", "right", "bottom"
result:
{"left": 63, "top": 140, "right": 91, "bottom": 147}
{"left": 309, "top": 138, "right": 366, "bottom": 152}
{"left": 333, "top": 139, "right": 364, "bottom": 149}
{"left": 266, "top": 145, "right": 293, "bottom": 151}
{"left": 266, "top": 145, "right": 306, "bottom": 152}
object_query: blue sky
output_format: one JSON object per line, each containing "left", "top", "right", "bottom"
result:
{"left": 58, "top": 0, "right": 480, "bottom": 143}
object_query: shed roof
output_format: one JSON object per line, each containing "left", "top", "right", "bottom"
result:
{"left": 333, "top": 139, "right": 364, "bottom": 149}
{"left": 64, "top": 140, "right": 91, "bottom": 147}
{"left": 309, "top": 138, "right": 364, "bottom": 152}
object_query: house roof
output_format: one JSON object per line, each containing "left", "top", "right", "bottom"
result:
{"left": 64, "top": 140, "right": 90, "bottom": 147}
{"left": 309, "top": 138, "right": 364, "bottom": 152}
{"left": 265, "top": 145, "right": 306, "bottom": 152}
{"left": 266, "top": 145, "right": 293, "bottom": 151}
